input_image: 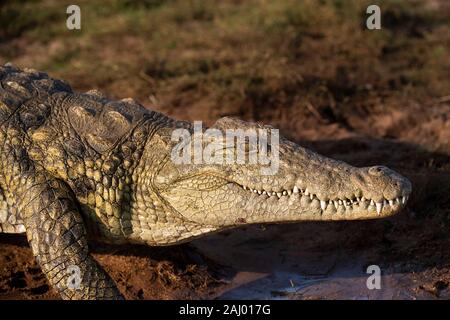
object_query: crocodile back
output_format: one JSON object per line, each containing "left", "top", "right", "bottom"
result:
{"left": 0, "top": 64, "right": 72, "bottom": 127}
{"left": 63, "top": 93, "right": 155, "bottom": 154}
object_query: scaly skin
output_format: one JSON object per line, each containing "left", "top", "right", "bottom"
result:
{"left": 0, "top": 64, "right": 412, "bottom": 299}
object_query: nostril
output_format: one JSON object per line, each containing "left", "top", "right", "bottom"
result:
{"left": 368, "top": 166, "right": 386, "bottom": 176}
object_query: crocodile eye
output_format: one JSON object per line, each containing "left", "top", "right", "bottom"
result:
{"left": 236, "top": 137, "right": 258, "bottom": 155}
{"left": 246, "top": 140, "right": 258, "bottom": 154}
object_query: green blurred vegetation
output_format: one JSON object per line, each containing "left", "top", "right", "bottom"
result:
{"left": 0, "top": 0, "right": 448, "bottom": 125}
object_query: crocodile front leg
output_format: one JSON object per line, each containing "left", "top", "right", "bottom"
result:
{"left": 15, "top": 173, "right": 123, "bottom": 300}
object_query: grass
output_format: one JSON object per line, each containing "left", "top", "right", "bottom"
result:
{"left": 0, "top": 0, "right": 448, "bottom": 128}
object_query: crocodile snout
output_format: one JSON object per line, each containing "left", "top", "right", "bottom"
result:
{"left": 355, "top": 165, "right": 412, "bottom": 203}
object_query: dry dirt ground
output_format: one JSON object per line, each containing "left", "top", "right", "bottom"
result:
{"left": 0, "top": 0, "right": 449, "bottom": 299}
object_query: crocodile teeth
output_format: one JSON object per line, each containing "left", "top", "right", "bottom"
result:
{"left": 240, "top": 184, "right": 409, "bottom": 215}
{"left": 376, "top": 202, "right": 383, "bottom": 215}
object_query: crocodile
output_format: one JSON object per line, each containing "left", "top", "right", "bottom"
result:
{"left": 0, "top": 64, "right": 411, "bottom": 299}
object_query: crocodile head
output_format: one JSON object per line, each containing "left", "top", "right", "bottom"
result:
{"left": 155, "top": 117, "right": 412, "bottom": 228}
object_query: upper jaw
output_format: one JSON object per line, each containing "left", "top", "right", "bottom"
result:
{"left": 230, "top": 163, "right": 412, "bottom": 220}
